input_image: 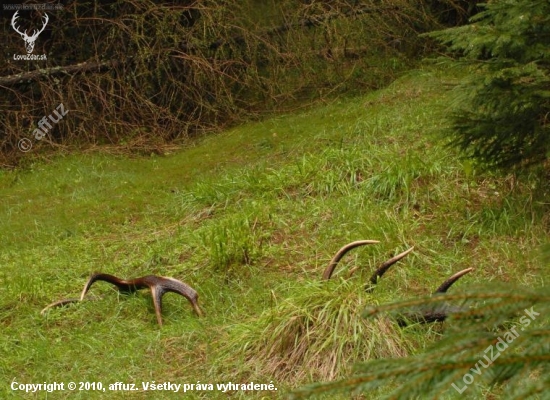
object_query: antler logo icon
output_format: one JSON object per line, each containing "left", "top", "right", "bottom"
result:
{"left": 11, "top": 11, "right": 49, "bottom": 54}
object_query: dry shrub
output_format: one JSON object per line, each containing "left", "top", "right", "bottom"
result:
{"left": 1, "top": 0, "right": 471, "bottom": 165}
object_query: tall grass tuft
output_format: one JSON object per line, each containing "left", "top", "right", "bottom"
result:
{"left": 218, "top": 278, "right": 416, "bottom": 384}
{"left": 200, "top": 215, "right": 262, "bottom": 273}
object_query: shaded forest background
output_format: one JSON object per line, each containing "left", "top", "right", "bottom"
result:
{"left": 1, "top": 0, "right": 479, "bottom": 165}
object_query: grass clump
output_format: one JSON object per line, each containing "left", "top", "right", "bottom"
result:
{"left": 199, "top": 215, "right": 264, "bottom": 273}
{"left": 218, "top": 277, "right": 417, "bottom": 384}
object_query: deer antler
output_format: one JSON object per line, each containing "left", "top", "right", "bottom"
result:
{"left": 322, "top": 240, "right": 380, "bottom": 280}
{"left": 323, "top": 240, "right": 414, "bottom": 291}
{"left": 397, "top": 268, "right": 474, "bottom": 326}
{"left": 365, "top": 246, "right": 415, "bottom": 292}
{"left": 41, "top": 273, "right": 202, "bottom": 326}
{"left": 434, "top": 267, "right": 474, "bottom": 293}
{"left": 11, "top": 12, "right": 25, "bottom": 37}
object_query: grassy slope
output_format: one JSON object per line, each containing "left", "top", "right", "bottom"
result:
{"left": 0, "top": 66, "right": 547, "bottom": 399}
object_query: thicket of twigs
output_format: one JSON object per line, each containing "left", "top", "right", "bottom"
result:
{"left": 0, "top": 0, "right": 474, "bottom": 165}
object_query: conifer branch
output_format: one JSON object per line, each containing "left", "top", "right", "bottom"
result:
{"left": 292, "top": 286, "right": 550, "bottom": 399}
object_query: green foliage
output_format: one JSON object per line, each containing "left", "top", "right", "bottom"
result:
{"left": 292, "top": 286, "right": 550, "bottom": 399}
{"left": 427, "top": 0, "right": 550, "bottom": 171}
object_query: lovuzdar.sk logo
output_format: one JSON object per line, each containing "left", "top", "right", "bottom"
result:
{"left": 11, "top": 11, "right": 48, "bottom": 60}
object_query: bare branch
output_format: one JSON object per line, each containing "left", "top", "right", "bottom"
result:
{"left": 0, "top": 59, "right": 120, "bottom": 86}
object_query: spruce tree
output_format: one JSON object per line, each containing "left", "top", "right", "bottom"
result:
{"left": 428, "top": 0, "right": 550, "bottom": 171}
{"left": 291, "top": 285, "right": 550, "bottom": 399}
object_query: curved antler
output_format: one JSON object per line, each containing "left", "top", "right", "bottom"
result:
{"left": 322, "top": 240, "right": 379, "bottom": 280}
{"left": 366, "top": 246, "right": 414, "bottom": 291}
{"left": 41, "top": 298, "right": 80, "bottom": 315}
{"left": 434, "top": 267, "right": 474, "bottom": 293}
{"left": 11, "top": 12, "right": 25, "bottom": 37}
{"left": 42, "top": 273, "right": 202, "bottom": 326}
{"left": 397, "top": 268, "right": 474, "bottom": 326}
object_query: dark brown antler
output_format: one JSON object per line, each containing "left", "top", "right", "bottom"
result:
{"left": 42, "top": 273, "right": 203, "bottom": 326}
{"left": 322, "top": 240, "right": 379, "bottom": 280}
{"left": 366, "top": 246, "right": 415, "bottom": 292}
{"left": 434, "top": 268, "right": 474, "bottom": 293}
{"left": 397, "top": 268, "right": 474, "bottom": 326}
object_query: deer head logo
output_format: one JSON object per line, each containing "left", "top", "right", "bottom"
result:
{"left": 11, "top": 11, "right": 49, "bottom": 54}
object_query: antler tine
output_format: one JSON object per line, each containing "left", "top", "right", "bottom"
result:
{"left": 396, "top": 268, "right": 474, "bottom": 326}
{"left": 36, "top": 13, "right": 49, "bottom": 37}
{"left": 366, "top": 246, "right": 414, "bottom": 292}
{"left": 80, "top": 273, "right": 99, "bottom": 300}
{"left": 11, "top": 11, "right": 25, "bottom": 36}
{"left": 434, "top": 267, "right": 474, "bottom": 293}
{"left": 40, "top": 298, "right": 80, "bottom": 315}
{"left": 79, "top": 273, "right": 139, "bottom": 300}
{"left": 322, "top": 240, "right": 379, "bottom": 280}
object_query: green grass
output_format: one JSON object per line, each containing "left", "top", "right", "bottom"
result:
{"left": 0, "top": 66, "right": 548, "bottom": 399}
